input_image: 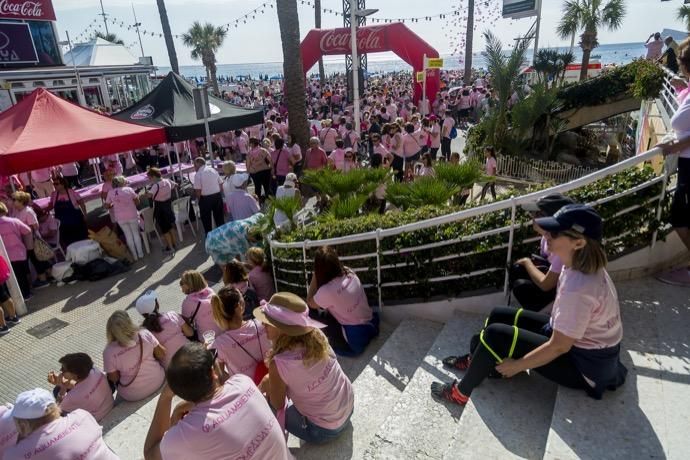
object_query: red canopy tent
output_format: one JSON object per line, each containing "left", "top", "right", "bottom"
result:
{"left": 0, "top": 88, "right": 167, "bottom": 176}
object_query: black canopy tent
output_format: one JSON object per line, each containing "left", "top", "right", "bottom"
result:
{"left": 113, "top": 72, "right": 264, "bottom": 142}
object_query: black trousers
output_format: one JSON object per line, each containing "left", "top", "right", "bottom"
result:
{"left": 510, "top": 263, "right": 556, "bottom": 311}
{"left": 250, "top": 170, "right": 272, "bottom": 201}
{"left": 391, "top": 155, "right": 405, "bottom": 182}
{"left": 198, "top": 192, "right": 224, "bottom": 235}
{"left": 441, "top": 138, "right": 452, "bottom": 161}
{"left": 10, "top": 259, "right": 30, "bottom": 297}
{"left": 480, "top": 181, "right": 496, "bottom": 200}
{"left": 459, "top": 307, "right": 587, "bottom": 396}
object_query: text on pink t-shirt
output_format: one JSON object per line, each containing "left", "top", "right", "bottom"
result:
{"left": 313, "top": 272, "right": 373, "bottom": 326}
{"left": 59, "top": 367, "right": 114, "bottom": 422}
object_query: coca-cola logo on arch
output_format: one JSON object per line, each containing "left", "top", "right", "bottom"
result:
{"left": 319, "top": 27, "right": 386, "bottom": 54}
{"left": 0, "top": 0, "right": 56, "bottom": 21}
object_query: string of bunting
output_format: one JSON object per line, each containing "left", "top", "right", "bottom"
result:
{"left": 298, "top": 0, "right": 459, "bottom": 23}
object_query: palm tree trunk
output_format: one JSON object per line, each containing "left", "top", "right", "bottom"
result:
{"left": 579, "top": 30, "right": 596, "bottom": 81}
{"left": 156, "top": 0, "right": 179, "bottom": 74}
{"left": 463, "top": 0, "right": 475, "bottom": 85}
{"left": 277, "top": 0, "right": 310, "bottom": 149}
{"left": 209, "top": 58, "right": 220, "bottom": 95}
{"left": 315, "top": 0, "right": 325, "bottom": 85}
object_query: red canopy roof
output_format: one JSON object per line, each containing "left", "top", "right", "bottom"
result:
{"left": 0, "top": 88, "right": 167, "bottom": 175}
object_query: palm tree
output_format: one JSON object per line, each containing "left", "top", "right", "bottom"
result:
{"left": 181, "top": 22, "right": 227, "bottom": 95}
{"left": 464, "top": 0, "right": 475, "bottom": 85}
{"left": 482, "top": 30, "right": 533, "bottom": 151}
{"left": 315, "top": 0, "right": 326, "bottom": 85}
{"left": 276, "top": 0, "right": 310, "bottom": 149}
{"left": 94, "top": 31, "right": 124, "bottom": 45}
{"left": 678, "top": 5, "right": 690, "bottom": 32}
{"left": 556, "top": 0, "right": 626, "bottom": 81}
{"left": 156, "top": 0, "right": 179, "bottom": 74}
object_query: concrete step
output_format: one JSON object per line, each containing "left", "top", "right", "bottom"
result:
{"left": 363, "top": 311, "right": 484, "bottom": 459}
{"left": 291, "top": 318, "right": 444, "bottom": 460}
{"left": 543, "top": 281, "right": 690, "bottom": 460}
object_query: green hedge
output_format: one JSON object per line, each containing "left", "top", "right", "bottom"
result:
{"left": 272, "top": 166, "right": 665, "bottom": 303}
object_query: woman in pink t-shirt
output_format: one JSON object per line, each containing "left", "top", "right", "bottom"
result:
{"left": 105, "top": 175, "right": 144, "bottom": 260}
{"left": 146, "top": 167, "right": 178, "bottom": 253}
{"left": 432, "top": 205, "right": 626, "bottom": 407}
{"left": 211, "top": 286, "right": 271, "bottom": 384}
{"left": 0, "top": 202, "right": 32, "bottom": 299}
{"left": 5, "top": 388, "right": 117, "bottom": 460}
{"left": 103, "top": 310, "right": 166, "bottom": 402}
{"left": 12, "top": 191, "right": 51, "bottom": 287}
{"left": 307, "top": 246, "right": 379, "bottom": 356}
{"left": 136, "top": 290, "right": 193, "bottom": 368}
{"left": 255, "top": 292, "right": 354, "bottom": 444}
{"left": 246, "top": 247, "right": 275, "bottom": 302}
{"left": 47, "top": 352, "right": 114, "bottom": 421}
{"left": 319, "top": 121, "right": 338, "bottom": 153}
{"left": 479, "top": 146, "right": 498, "bottom": 201}
{"left": 179, "top": 270, "right": 224, "bottom": 337}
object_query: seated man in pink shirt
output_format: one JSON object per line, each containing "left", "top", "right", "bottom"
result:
{"left": 47, "top": 352, "right": 114, "bottom": 422}
{"left": 143, "top": 343, "right": 292, "bottom": 460}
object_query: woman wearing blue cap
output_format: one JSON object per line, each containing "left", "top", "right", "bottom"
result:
{"left": 431, "top": 205, "right": 627, "bottom": 405}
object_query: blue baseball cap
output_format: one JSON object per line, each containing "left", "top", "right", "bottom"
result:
{"left": 535, "top": 204, "right": 603, "bottom": 241}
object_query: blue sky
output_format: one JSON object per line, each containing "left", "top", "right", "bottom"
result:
{"left": 52, "top": 0, "right": 686, "bottom": 67}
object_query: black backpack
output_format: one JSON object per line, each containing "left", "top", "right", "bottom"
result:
{"left": 242, "top": 288, "right": 260, "bottom": 320}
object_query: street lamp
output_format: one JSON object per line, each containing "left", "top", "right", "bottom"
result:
{"left": 350, "top": 2, "right": 378, "bottom": 141}
{"left": 59, "top": 32, "right": 86, "bottom": 107}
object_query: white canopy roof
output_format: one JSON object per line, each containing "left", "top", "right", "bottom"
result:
{"left": 63, "top": 38, "right": 139, "bottom": 67}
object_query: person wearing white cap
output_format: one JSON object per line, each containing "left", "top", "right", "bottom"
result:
{"left": 136, "top": 290, "right": 194, "bottom": 368}
{"left": 225, "top": 172, "right": 260, "bottom": 221}
{"left": 0, "top": 404, "right": 18, "bottom": 458}
{"left": 255, "top": 292, "right": 354, "bottom": 444}
{"left": 4, "top": 388, "right": 118, "bottom": 460}
{"left": 274, "top": 172, "right": 302, "bottom": 230}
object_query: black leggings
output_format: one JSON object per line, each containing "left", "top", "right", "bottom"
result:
{"left": 250, "top": 170, "right": 272, "bottom": 201}
{"left": 459, "top": 307, "right": 587, "bottom": 396}
{"left": 480, "top": 181, "right": 496, "bottom": 200}
{"left": 441, "top": 138, "right": 451, "bottom": 161}
{"left": 10, "top": 260, "right": 30, "bottom": 297}
{"left": 510, "top": 263, "right": 556, "bottom": 311}
{"left": 308, "top": 309, "right": 352, "bottom": 354}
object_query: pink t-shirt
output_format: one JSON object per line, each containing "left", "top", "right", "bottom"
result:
{"left": 102, "top": 329, "right": 165, "bottom": 402}
{"left": 271, "top": 148, "right": 292, "bottom": 176}
{"left": 235, "top": 134, "right": 249, "bottom": 154}
{"left": 105, "top": 187, "right": 139, "bottom": 223}
{"left": 3, "top": 409, "right": 118, "bottom": 460}
{"left": 150, "top": 179, "right": 174, "bottom": 202}
{"left": 15, "top": 207, "right": 37, "bottom": 250}
{"left": 0, "top": 405, "right": 18, "bottom": 459}
{"left": 430, "top": 124, "right": 441, "bottom": 148}
{"left": 273, "top": 347, "right": 354, "bottom": 430}
{"left": 212, "top": 320, "right": 270, "bottom": 378}
{"left": 442, "top": 116, "right": 455, "bottom": 139}
{"left": 160, "top": 375, "right": 292, "bottom": 460}
{"left": 181, "top": 287, "right": 224, "bottom": 337}
{"left": 305, "top": 147, "right": 328, "bottom": 170}
{"left": 485, "top": 157, "right": 497, "bottom": 176}
{"left": 59, "top": 367, "right": 114, "bottom": 422}
{"left": 319, "top": 127, "right": 338, "bottom": 152}
{"left": 313, "top": 272, "right": 373, "bottom": 326}
{"left": 149, "top": 311, "right": 190, "bottom": 368}
{"left": 0, "top": 216, "right": 30, "bottom": 261}
{"left": 550, "top": 267, "right": 623, "bottom": 349}
{"left": 390, "top": 132, "right": 404, "bottom": 156}
{"left": 402, "top": 133, "right": 422, "bottom": 157}
{"left": 329, "top": 148, "right": 346, "bottom": 170}
{"left": 248, "top": 266, "right": 275, "bottom": 302}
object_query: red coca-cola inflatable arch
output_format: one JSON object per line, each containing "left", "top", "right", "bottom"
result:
{"left": 300, "top": 23, "right": 441, "bottom": 105}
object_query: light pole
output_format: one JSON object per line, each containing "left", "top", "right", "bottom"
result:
{"left": 61, "top": 32, "right": 86, "bottom": 107}
{"left": 349, "top": 2, "right": 377, "bottom": 140}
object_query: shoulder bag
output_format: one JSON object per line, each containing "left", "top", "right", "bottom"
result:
{"left": 227, "top": 320, "right": 268, "bottom": 385}
{"left": 184, "top": 301, "right": 203, "bottom": 342}
{"left": 118, "top": 334, "right": 144, "bottom": 388}
{"left": 33, "top": 235, "right": 55, "bottom": 262}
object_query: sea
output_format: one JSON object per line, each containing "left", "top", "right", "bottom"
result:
{"left": 158, "top": 42, "right": 647, "bottom": 80}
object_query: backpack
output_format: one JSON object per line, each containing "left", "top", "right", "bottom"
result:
{"left": 343, "top": 131, "right": 353, "bottom": 149}
{"left": 450, "top": 126, "right": 458, "bottom": 140}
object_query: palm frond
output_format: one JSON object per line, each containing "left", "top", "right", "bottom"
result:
{"left": 433, "top": 161, "right": 483, "bottom": 189}
{"left": 385, "top": 177, "right": 460, "bottom": 210}
{"left": 327, "top": 194, "right": 369, "bottom": 219}
{"left": 556, "top": 0, "right": 584, "bottom": 39}
{"left": 601, "top": 0, "right": 626, "bottom": 30}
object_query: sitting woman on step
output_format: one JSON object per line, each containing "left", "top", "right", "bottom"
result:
{"left": 307, "top": 246, "right": 379, "bottom": 356}
{"left": 509, "top": 193, "right": 575, "bottom": 312}
{"left": 431, "top": 205, "right": 627, "bottom": 405}
{"left": 255, "top": 292, "right": 354, "bottom": 444}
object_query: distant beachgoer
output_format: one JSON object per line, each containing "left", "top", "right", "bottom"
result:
{"left": 480, "top": 146, "right": 497, "bottom": 201}
{"left": 660, "top": 37, "right": 680, "bottom": 73}
{"left": 645, "top": 32, "right": 664, "bottom": 61}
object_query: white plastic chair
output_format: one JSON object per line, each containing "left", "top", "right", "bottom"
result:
{"left": 173, "top": 196, "right": 197, "bottom": 242}
{"left": 139, "top": 207, "right": 163, "bottom": 254}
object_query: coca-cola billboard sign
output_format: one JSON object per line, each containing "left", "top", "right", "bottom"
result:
{"left": 0, "top": 0, "right": 56, "bottom": 21}
{"left": 319, "top": 26, "right": 386, "bottom": 55}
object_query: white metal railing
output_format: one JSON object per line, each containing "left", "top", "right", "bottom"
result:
{"left": 657, "top": 67, "right": 680, "bottom": 127}
{"left": 483, "top": 153, "right": 600, "bottom": 184}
